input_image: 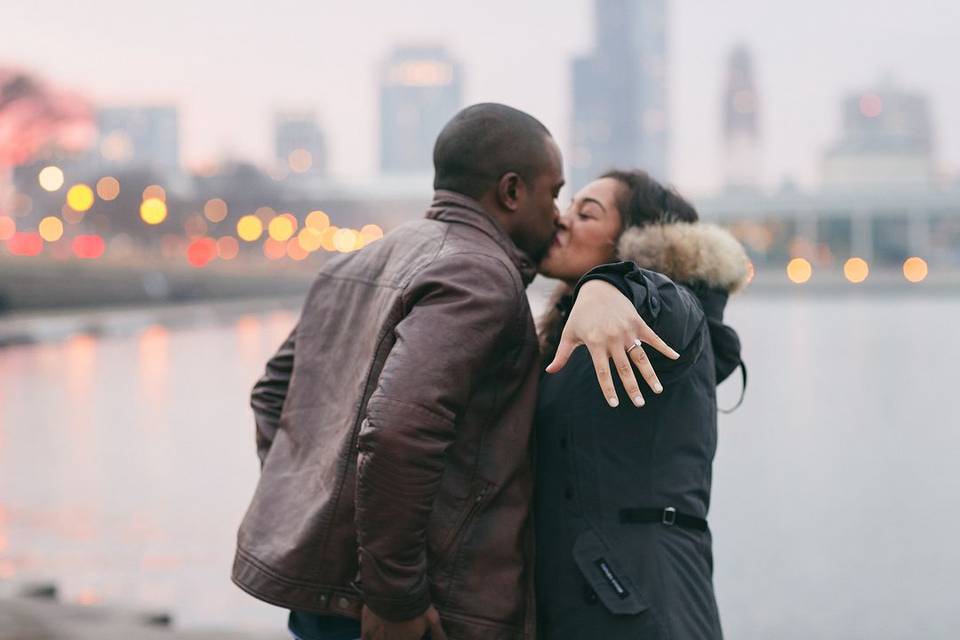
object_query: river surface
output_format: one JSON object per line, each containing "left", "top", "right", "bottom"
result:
{"left": 1, "top": 290, "right": 958, "bottom": 638}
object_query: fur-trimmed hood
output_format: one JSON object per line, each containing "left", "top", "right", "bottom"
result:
{"left": 617, "top": 222, "right": 750, "bottom": 294}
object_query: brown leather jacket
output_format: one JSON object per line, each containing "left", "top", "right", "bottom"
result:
{"left": 232, "top": 191, "right": 542, "bottom": 639}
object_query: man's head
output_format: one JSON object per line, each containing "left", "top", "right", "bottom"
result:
{"left": 433, "top": 103, "right": 564, "bottom": 262}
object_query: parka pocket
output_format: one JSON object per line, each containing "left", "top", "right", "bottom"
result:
{"left": 572, "top": 528, "right": 648, "bottom": 615}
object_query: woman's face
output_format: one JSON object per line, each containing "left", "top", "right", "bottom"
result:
{"left": 538, "top": 177, "right": 624, "bottom": 285}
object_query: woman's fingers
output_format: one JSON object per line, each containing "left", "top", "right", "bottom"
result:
{"left": 628, "top": 341, "right": 663, "bottom": 394}
{"left": 611, "top": 346, "right": 645, "bottom": 407}
{"left": 545, "top": 331, "right": 578, "bottom": 374}
{"left": 636, "top": 320, "right": 679, "bottom": 360}
{"left": 586, "top": 344, "right": 620, "bottom": 407}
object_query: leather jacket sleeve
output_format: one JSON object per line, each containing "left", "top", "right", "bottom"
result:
{"left": 250, "top": 324, "right": 297, "bottom": 466}
{"left": 355, "top": 254, "right": 523, "bottom": 622}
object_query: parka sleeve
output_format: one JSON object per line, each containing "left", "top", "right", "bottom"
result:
{"left": 355, "top": 254, "right": 524, "bottom": 622}
{"left": 575, "top": 261, "right": 706, "bottom": 382}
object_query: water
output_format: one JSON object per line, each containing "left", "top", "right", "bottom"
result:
{"left": 1, "top": 293, "right": 958, "bottom": 637}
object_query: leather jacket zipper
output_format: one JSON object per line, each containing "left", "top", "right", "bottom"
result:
{"left": 438, "top": 483, "right": 490, "bottom": 560}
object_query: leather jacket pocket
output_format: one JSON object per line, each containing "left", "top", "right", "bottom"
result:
{"left": 436, "top": 480, "right": 493, "bottom": 561}
{"left": 571, "top": 528, "right": 648, "bottom": 615}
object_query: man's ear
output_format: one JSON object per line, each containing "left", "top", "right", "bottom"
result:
{"left": 496, "top": 172, "right": 524, "bottom": 212}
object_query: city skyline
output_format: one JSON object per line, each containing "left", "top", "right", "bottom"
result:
{"left": 1, "top": 0, "right": 959, "bottom": 194}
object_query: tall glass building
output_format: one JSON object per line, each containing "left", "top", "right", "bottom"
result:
{"left": 571, "top": 0, "right": 669, "bottom": 188}
{"left": 379, "top": 46, "right": 462, "bottom": 176}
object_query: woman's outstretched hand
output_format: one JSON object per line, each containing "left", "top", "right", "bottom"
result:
{"left": 545, "top": 279, "right": 680, "bottom": 408}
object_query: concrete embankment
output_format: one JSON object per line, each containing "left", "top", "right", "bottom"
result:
{"left": 0, "top": 583, "right": 286, "bottom": 640}
{"left": 0, "top": 255, "right": 316, "bottom": 314}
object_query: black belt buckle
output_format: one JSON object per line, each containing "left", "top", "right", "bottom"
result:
{"left": 661, "top": 507, "right": 677, "bottom": 526}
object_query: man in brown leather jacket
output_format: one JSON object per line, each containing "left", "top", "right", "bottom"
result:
{"left": 233, "top": 104, "right": 676, "bottom": 640}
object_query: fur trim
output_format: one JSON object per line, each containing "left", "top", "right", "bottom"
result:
{"left": 617, "top": 222, "right": 750, "bottom": 294}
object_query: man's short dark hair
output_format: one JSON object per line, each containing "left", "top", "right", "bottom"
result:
{"left": 433, "top": 103, "right": 553, "bottom": 200}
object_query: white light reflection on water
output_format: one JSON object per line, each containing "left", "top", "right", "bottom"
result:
{"left": 0, "top": 295, "right": 958, "bottom": 637}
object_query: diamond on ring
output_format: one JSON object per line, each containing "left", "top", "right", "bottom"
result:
{"left": 626, "top": 338, "right": 643, "bottom": 354}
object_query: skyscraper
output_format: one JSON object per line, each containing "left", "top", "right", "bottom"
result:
{"left": 274, "top": 111, "right": 327, "bottom": 176}
{"left": 96, "top": 106, "right": 179, "bottom": 171}
{"left": 379, "top": 45, "right": 462, "bottom": 175}
{"left": 571, "top": 0, "right": 669, "bottom": 188}
{"left": 821, "top": 79, "right": 935, "bottom": 188}
{"left": 722, "top": 45, "right": 761, "bottom": 192}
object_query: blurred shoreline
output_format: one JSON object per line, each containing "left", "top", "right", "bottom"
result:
{"left": 2, "top": 264, "right": 957, "bottom": 348}
{"left": 0, "top": 294, "right": 305, "bottom": 347}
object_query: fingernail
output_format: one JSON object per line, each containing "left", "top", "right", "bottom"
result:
{"left": 634, "top": 396, "right": 645, "bottom": 407}
{"left": 653, "top": 383, "right": 663, "bottom": 393}
{"left": 608, "top": 397, "right": 619, "bottom": 407}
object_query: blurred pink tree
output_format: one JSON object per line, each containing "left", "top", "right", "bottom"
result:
{"left": 0, "top": 68, "right": 94, "bottom": 170}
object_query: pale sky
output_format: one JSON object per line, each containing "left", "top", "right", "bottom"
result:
{"left": 2, "top": 0, "right": 958, "bottom": 194}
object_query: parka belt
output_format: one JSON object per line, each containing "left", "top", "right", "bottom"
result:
{"left": 618, "top": 507, "right": 708, "bottom": 532}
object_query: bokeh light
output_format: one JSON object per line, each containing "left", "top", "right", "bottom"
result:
{"left": 843, "top": 257, "right": 869, "bottom": 284}
{"left": 187, "top": 237, "right": 217, "bottom": 267}
{"left": 66, "top": 184, "right": 95, "bottom": 212}
{"left": 360, "top": 223, "right": 384, "bottom": 246}
{"left": 204, "top": 198, "right": 229, "bottom": 223}
{"left": 306, "top": 210, "right": 330, "bottom": 231}
{"left": 280, "top": 212, "right": 298, "bottom": 231}
{"left": 903, "top": 257, "right": 928, "bottom": 283}
{"left": 217, "top": 236, "right": 239, "bottom": 260}
{"left": 140, "top": 198, "right": 168, "bottom": 225}
{"left": 333, "top": 228, "right": 361, "bottom": 253}
{"left": 38, "top": 166, "right": 65, "bottom": 191}
{"left": 38, "top": 216, "right": 64, "bottom": 242}
{"left": 263, "top": 238, "right": 286, "bottom": 260}
{"left": 100, "top": 131, "right": 133, "bottom": 162}
{"left": 72, "top": 235, "right": 106, "bottom": 259}
{"left": 142, "top": 185, "right": 166, "bottom": 201}
{"left": 786, "top": 258, "right": 812, "bottom": 284}
{"left": 319, "top": 226, "right": 339, "bottom": 251}
{"left": 298, "top": 227, "right": 323, "bottom": 252}
{"left": 237, "top": 215, "right": 264, "bottom": 242}
{"left": 268, "top": 216, "right": 295, "bottom": 242}
{"left": 859, "top": 93, "right": 883, "bottom": 118}
{"left": 288, "top": 149, "right": 313, "bottom": 173}
{"left": 254, "top": 206, "right": 276, "bottom": 223}
{"left": 7, "top": 232, "right": 43, "bottom": 256}
{"left": 286, "top": 237, "right": 309, "bottom": 260}
{"left": 184, "top": 215, "right": 208, "bottom": 237}
{"left": 96, "top": 176, "right": 120, "bottom": 200}
{"left": 62, "top": 205, "right": 84, "bottom": 224}
{"left": 0, "top": 216, "right": 15, "bottom": 241}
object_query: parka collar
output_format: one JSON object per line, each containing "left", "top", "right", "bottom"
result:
{"left": 617, "top": 222, "right": 750, "bottom": 296}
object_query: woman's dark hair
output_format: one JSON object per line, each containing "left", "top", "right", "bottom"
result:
{"left": 538, "top": 169, "right": 699, "bottom": 364}
{"left": 600, "top": 169, "right": 699, "bottom": 229}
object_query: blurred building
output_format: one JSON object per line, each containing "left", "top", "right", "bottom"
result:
{"left": 379, "top": 45, "right": 462, "bottom": 176}
{"left": 722, "top": 45, "right": 761, "bottom": 192}
{"left": 821, "top": 80, "right": 936, "bottom": 189}
{"left": 571, "top": 0, "right": 669, "bottom": 188}
{"left": 96, "top": 106, "right": 180, "bottom": 171}
{"left": 274, "top": 111, "right": 327, "bottom": 176}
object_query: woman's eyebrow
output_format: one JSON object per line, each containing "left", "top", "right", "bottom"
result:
{"left": 581, "top": 197, "right": 607, "bottom": 213}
